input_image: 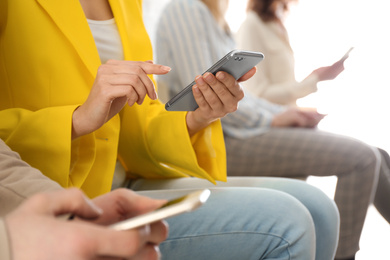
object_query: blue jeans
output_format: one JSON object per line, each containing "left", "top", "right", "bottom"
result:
{"left": 133, "top": 177, "right": 340, "bottom": 260}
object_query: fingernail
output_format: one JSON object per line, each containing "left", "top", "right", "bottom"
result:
{"left": 216, "top": 71, "right": 225, "bottom": 80}
{"left": 203, "top": 73, "right": 215, "bottom": 83}
{"left": 161, "top": 66, "right": 171, "bottom": 72}
{"left": 155, "top": 245, "right": 161, "bottom": 258}
{"left": 193, "top": 85, "right": 200, "bottom": 93}
{"left": 86, "top": 198, "right": 103, "bottom": 215}
{"left": 139, "top": 225, "right": 151, "bottom": 237}
{"left": 204, "top": 72, "right": 213, "bottom": 82}
{"left": 195, "top": 76, "right": 205, "bottom": 86}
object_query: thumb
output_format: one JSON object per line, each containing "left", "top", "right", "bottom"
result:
{"left": 238, "top": 67, "right": 257, "bottom": 82}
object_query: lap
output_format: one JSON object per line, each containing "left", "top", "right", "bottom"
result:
{"left": 132, "top": 177, "right": 339, "bottom": 260}
{"left": 224, "top": 128, "right": 377, "bottom": 178}
{"left": 132, "top": 176, "right": 330, "bottom": 204}
{"left": 132, "top": 177, "right": 338, "bottom": 229}
{"left": 138, "top": 186, "right": 316, "bottom": 260}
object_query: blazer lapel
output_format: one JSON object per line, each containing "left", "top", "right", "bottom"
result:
{"left": 36, "top": 0, "right": 101, "bottom": 77}
{"left": 109, "top": 0, "right": 153, "bottom": 61}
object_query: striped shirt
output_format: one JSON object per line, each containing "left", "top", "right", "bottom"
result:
{"left": 154, "top": 0, "right": 285, "bottom": 139}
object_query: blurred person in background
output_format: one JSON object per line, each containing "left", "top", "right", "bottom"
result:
{"left": 236, "top": 0, "right": 345, "bottom": 107}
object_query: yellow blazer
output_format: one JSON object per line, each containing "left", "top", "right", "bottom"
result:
{"left": 0, "top": 0, "right": 226, "bottom": 198}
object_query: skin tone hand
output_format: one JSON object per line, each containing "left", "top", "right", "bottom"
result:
{"left": 90, "top": 188, "right": 169, "bottom": 260}
{"left": 72, "top": 60, "right": 171, "bottom": 139}
{"left": 271, "top": 107, "right": 326, "bottom": 128}
{"left": 5, "top": 188, "right": 168, "bottom": 260}
{"left": 89, "top": 188, "right": 167, "bottom": 225}
{"left": 311, "top": 59, "right": 345, "bottom": 82}
{"left": 186, "top": 67, "right": 257, "bottom": 135}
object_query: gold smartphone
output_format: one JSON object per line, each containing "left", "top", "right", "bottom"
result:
{"left": 109, "top": 189, "right": 211, "bottom": 231}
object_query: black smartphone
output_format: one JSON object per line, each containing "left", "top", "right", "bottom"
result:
{"left": 165, "top": 50, "right": 264, "bottom": 111}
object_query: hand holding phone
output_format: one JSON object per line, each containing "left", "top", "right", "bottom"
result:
{"left": 165, "top": 50, "right": 264, "bottom": 111}
{"left": 309, "top": 47, "right": 353, "bottom": 81}
{"left": 109, "top": 189, "right": 211, "bottom": 231}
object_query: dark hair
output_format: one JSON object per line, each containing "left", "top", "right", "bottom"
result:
{"left": 246, "top": 0, "right": 291, "bottom": 22}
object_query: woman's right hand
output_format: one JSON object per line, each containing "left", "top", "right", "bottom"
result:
{"left": 72, "top": 60, "right": 171, "bottom": 139}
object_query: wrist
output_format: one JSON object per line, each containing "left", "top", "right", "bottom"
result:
{"left": 71, "top": 106, "right": 84, "bottom": 140}
{"left": 186, "top": 111, "right": 212, "bottom": 136}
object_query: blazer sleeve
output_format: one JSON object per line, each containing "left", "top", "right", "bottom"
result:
{"left": 147, "top": 104, "right": 226, "bottom": 182}
{"left": 0, "top": 107, "right": 96, "bottom": 190}
{"left": 117, "top": 92, "right": 227, "bottom": 184}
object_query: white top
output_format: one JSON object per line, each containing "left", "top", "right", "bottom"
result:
{"left": 236, "top": 11, "right": 318, "bottom": 106}
{"left": 87, "top": 18, "right": 126, "bottom": 188}
{"left": 87, "top": 18, "right": 124, "bottom": 64}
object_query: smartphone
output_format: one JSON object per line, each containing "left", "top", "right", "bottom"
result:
{"left": 109, "top": 189, "right": 211, "bottom": 231}
{"left": 340, "top": 47, "right": 354, "bottom": 61}
{"left": 165, "top": 50, "right": 264, "bottom": 111}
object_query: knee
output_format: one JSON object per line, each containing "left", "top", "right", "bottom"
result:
{"left": 268, "top": 179, "right": 340, "bottom": 246}
{"left": 354, "top": 141, "right": 380, "bottom": 173}
{"left": 164, "top": 188, "right": 319, "bottom": 259}
{"left": 240, "top": 188, "right": 318, "bottom": 258}
{"left": 218, "top": 188, "right": 318, "bottom": 246}
{"left": 350, "top": 145, "right": 381, "bottom": 186}
{"left": 289, "top": 181, "right": 340, "bottom": 233}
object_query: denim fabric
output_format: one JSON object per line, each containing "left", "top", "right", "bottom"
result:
{"left": 133, "top": 177, "right": 340, "bottom": 260}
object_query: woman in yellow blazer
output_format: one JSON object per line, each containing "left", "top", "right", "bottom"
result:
{"left": 0, "top": 0, "right": 249, "bottom": 198}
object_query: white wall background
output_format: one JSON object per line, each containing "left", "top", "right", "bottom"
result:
{"left": 143, "top": 0, "right": 390, "bottom": 258}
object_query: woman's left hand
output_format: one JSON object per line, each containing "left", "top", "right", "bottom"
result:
{"left": 186, "top": 67, "right": 256, "bottom": 135}
{"left": 313, "top": 59, "right": 345, "bottom": 82}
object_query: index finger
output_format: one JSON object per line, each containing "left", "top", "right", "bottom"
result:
{"left": 29, "top": 188, "right": 103, "bottom": 219}
{"left": 91, "top": 189, "right": 167, "bottom": 225}
{"left": 108, "top": 60, "right": 171, "bottom": 75}
{"left": 140, "top": 62, "right": 172, "bottom": 75}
